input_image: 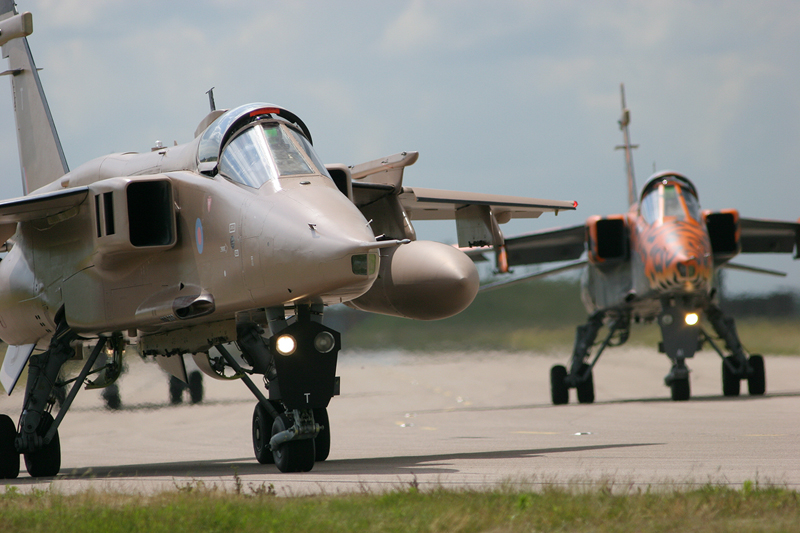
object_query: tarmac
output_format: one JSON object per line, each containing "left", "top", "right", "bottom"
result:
{"left": 1, "top": 346, "right": 799, "bottom": 495}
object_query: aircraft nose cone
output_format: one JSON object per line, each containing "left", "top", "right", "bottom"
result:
{"left": 354, "top": 240, "right": 480, "bottom": 320}
{"left": 675, "top": 258, "right": 695, "bottom": 278}
{"left": 674, "top": 253, "right": 712, "bottom": 289}
{"left": 393, "top": 242, "right": 480, "bottom": 317}
{"left": 641, "top": 220, "right": 713, "bottom": 293}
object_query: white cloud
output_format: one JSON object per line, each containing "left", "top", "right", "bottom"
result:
{"left": 380, "top": 0, "right": 440, "bottom": 55}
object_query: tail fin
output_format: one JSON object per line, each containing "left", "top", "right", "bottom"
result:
{"left": 614, "top": 83, "right": 638, "bottom": 207}
{"left": 1, "top": 2, "right": 68, "bottom": 195}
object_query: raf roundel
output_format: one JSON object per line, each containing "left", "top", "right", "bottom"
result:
{"left": 195, "top": 218, "right": 204, "bottom": 254}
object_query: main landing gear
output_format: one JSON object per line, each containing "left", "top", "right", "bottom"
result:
{"left": 169, "top": 372, "right": 204, "bottom": 404}
{"left": 704, "top": 305, "right": 765, "bottom": 398}
{"left": 219, "top": 304, "right": 340, "bottom": 473}
{"left": 1, "top": 312, "right": 124, "bottom": 479}
{"left": 549, "top": 303, "right": 766, "bottom": 405}
{"left": 550, "top": 312, "right": 629, "bottom": 405}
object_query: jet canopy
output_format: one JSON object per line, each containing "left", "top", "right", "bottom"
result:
{"left": 639, "top": 171, "right": 701, "bottom": 225}
{"left": 197, "top": 103, "right": 329, "bottom": 187}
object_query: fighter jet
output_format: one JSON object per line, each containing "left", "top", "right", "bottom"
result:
{"left": 0, "top": 5, "right": 576, "bottom": 478}
{"left": 478, "top": 84, "right": 800, "bottom": 404}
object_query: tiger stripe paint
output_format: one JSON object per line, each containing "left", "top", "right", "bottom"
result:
{"left": 634, "top": 218, "right": 713, "bottom": 294}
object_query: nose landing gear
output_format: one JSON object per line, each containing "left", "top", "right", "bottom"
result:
{"left": 223, "top": 304, "right": 341, "bottom": 473}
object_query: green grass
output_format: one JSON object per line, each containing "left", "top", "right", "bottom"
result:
{"left": 344, "top": 279, "right": 800, "bottom": 354}
{"left": 2, "top": 481, "right": 799, "bottom": 532}
{"left": 345, "top": 309, "right": 800, "bottom": 355}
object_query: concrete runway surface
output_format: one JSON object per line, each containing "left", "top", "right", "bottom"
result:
{"left": 1, "top": 347, "right": 799, "bottom": 495}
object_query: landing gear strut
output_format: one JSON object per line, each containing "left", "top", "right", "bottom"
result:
{"left": 3, "top": 311, "right": 118, "bottom": 478}
{"left": 550, "top": 312, "right": 629, "bottom": 405}
{"left": 704, "top": 305, "right": 765, "bottom": 397}
{"left": 222, "top": 304, "right": 340, "bottom": 473}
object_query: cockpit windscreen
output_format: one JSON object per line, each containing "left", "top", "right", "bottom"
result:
{"left": 218, "top": 123, "right": 329, "bottom": 188}
{"left": 640, "top": 183, "right": 701, "bottom": 225}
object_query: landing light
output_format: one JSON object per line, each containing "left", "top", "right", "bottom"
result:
{"left": 275, "top": 334, "right": 296, "bottom": 356}
{"left": 685, "top": 313, "right": 699, "bottom": 326}
{"left": 314, "top": 331, "right": 336, "bottom": 353}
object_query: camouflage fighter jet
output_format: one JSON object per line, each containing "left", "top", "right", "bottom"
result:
{"left": 477, "top": 85, "right": 800, "bottom": 404}
{"left": 0, "top": 4, "right": 576, "bottom": 477}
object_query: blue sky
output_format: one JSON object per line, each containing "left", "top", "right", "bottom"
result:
{"left": 1, "top": 0, "right": 798, "bottom": 295}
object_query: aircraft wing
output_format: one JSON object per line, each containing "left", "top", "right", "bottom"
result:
{"left": 502, "top": 224, "right": 586, "bottom": 266}
{"left": 0, "top": 187, "right": 89, "bottom": 222}
{"left": 347, "top": 150, "right": 577, "bottom": 248}
{"left": 0, "top": 187, "right": 89, "bottom": 243}
{"left": 397, "top": 187, "right": 576, "bottom": 221}
{"left": 738, "top": 217, "right": 800, "bottom": 256}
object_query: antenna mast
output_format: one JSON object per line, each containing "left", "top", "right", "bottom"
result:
{"left": 615, "top": 83, "right": 639, "bottom": 206}
{"left": 206, "top": 87, "right": 216, "bottom": 112}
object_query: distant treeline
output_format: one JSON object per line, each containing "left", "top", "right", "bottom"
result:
{"left": 327, "top": 277, "right": 800, "bottom": 352}
{"left": 719, "top": 291, "right": 800, "bottom": 318}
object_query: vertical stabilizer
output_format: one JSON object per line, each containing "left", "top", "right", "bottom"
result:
{"left": 1, "top": 2, "right": 68, "bottom": 195}
{"left": 614, "top": 83, "right": 638, "bottom": 207}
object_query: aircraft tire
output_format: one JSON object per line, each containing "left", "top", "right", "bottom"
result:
{"left": 747, "top": 355, "right": 766, "bottom": 396}
{"left": 721, "top": 356, "right": 740, "bottom": 397}
{"left": 23, "top": 412, "right": 60, "bottom": 478}
{"left": 0, "top": 414, "right": 20, "bottom": 479}
{"left": 102, "top": 384, "right": 122, "bottom": 410}
{"left": 313, "top": 407, "right": 330, "bottom": 462}
{"left": 271, "top": 413, "right": 315, "bottom": 473}
{"left": 550, "top": 365, "right": 569, "bottom": 405}
{"left": 252, "top": 402, "right": 279, "bottom": 464}
{"left": 670, "top": 378, "right": 690, "bottom": 402}
{"left": 576, "top": 364, "right": 595, "bottom": 404}
{"left": 189, "top": 371, "right": 204, "bottom": 404}
{"left": 169, "top": 376, "right": 185, "bottom": 404}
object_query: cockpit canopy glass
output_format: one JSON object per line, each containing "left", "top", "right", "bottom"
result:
{"left": 640, "top": 179, "right": 701, "bottom": 225}
{"left": 218, "top": 123, "right": 331, "bottom": 188}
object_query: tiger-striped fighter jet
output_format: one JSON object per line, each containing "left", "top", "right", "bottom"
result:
{"left": 0, "top": 4, "right": 576, "bottom": 478}
{"left": 478, "top": 85, "right": 800, "bottom": 403}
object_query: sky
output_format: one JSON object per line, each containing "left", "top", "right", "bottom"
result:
{"left": 0, "top": 0, "right": 798, "bottom": 296}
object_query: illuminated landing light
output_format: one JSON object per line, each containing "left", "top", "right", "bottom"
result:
{"left": 685, "top": 313, "right": 699, "bottom": 326}
{"left": 275, "top": 334, "right": 297, "bottom": 355}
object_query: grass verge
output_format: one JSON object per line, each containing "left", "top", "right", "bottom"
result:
{"left": 345, "top": 315, "right": 800, "bottom": 355}
{"left": 2, "top": 479, "right": 799, "bottom": 533}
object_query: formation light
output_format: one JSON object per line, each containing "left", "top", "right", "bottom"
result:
{"left": 685, "top": 313, "right": 699, "bottom": 326}
{"left": 275, "top": 334, "right": 297, "bottom": 355}
{"left": 314, "top": 331, "right": 336, "bottom": 353}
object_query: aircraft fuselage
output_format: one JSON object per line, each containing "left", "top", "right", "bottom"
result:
{"left": 581, "top": 172, "right": 715, "bottom": 321}
{"left": 0, "top": 132, "right": 378, "bottom": 345}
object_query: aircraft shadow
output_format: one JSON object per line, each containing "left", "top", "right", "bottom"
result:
{"left": 4, "top": 442, "right": 660, "bottom": 484}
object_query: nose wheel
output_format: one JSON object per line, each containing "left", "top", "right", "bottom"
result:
{"left": 669, "top": 377, "right": 690, "bottom": 401}
{"left": 271, "top": 413, "right": 315, "bottom": 473}
{"left": 23, "top": 412, "right": 61, "bottom": 477}
{"left": 665, "top": 362, "right": 691, "bottom": 401}
{"left": 313, "top": 407, "right": 331, "bottom": 462}
{"left": 252, "top": 400, "right": 284, "bottom": 464}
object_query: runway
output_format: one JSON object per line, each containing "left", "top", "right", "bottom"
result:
{"left": 2, "top": 347, "right": 799, "bottom": 495}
